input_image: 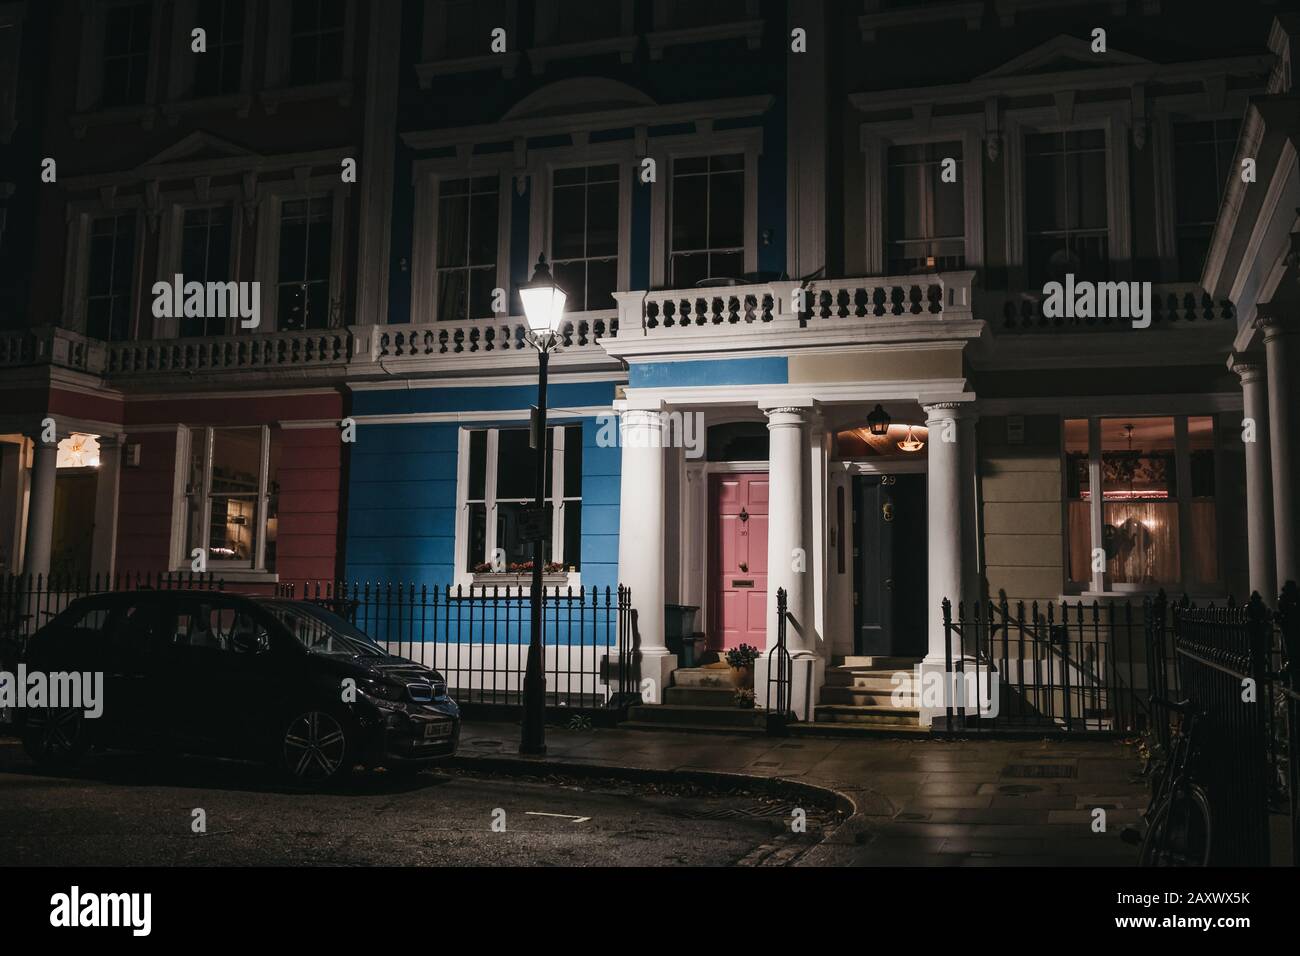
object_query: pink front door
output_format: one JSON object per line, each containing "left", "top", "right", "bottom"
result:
{"left": 709, "top": 473, "right": 768, "bottom": 651}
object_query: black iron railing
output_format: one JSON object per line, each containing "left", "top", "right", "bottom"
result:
{"left": 0, "top": 572, "right": 225, "bottom": 656}
{"left": 1165, "top": 591, "right": 1275, "bottom": 865}
{"left": 939, "top": 583, "right": 1299, "bottom": 863}
{"left": 281, "top": 581, "right": 634, "bottom": 711}
{"left": 765, "top": 587, "right": 792, "bottom": 732}
{"left": 941, "top": 593, "right": 1158, "bottom": 732}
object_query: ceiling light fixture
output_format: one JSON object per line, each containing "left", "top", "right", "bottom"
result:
{"left": 897, "top": 426, "right": 925, "bottom": 452}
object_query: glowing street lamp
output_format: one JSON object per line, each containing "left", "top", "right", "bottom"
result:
{"left": 518, "top": 255, "right": 566, "bottom": 755}
{"left": 520, "top": 254, "right": 567, "bottom": 336}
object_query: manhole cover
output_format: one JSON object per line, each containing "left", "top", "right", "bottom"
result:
{"left": 966, "top": 851, "right": 998, "bottom": 859}
{"left": 469, "top": 739, "right": 503, "bottom": 748}
{"left": 1002, "top": 764, "right": 1077, "bottom": 779}
{"left": 996, "top": 784, "right": 1043, "bottom": 795}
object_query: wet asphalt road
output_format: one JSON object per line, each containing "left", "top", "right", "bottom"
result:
{"left": 0, "top": 740, "right": 826, "bottom": 866}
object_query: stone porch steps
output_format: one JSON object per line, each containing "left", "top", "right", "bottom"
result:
{"left": 819, "top": 685, "right": 919, "bottom": 707}
{"left": 815, "top": 656, "right": 924, "bottom": 728}
{"left": 839, "top": 656, "right": 919, "bottom": 671}
{"left": 824, "top": 671, "right": 912, "bottom": 690}
{"left": 669, "top": 666, "right": 734, "bottom": 689}
{"left": 620, "top": 664, "right": 765, "bottom": 733}
{"left": 813, "top": 704, "right": 921, "bottom": 726}
{"left": 663, "top": 684, "right": 737, "bottom": 707}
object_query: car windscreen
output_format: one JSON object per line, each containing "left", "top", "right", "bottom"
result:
{"left": 259, "top": 601, "right": 387, "bottom": 659}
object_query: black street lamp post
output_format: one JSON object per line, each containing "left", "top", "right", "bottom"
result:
{"left": 518, "top": 255, "right": 567, "bottom": 755}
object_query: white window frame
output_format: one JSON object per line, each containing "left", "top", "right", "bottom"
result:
{"left": 74, "top": 0, "right": 164, "bottom": 116}
{"left": 417, "top": 0, "right": 520, "bottom": 84}
{"left": 665, "top": 152, "right": 747, "bottom": 287}
{"left": 1064, "top": 413, "right": 1221, "bottom": 597}
{"left": 62, "top": 202, "right": 145, "bottom": 340}
{"left": 155, "top": 195, "right": 242, "bottom": 338}
{"left": 254, "top": 180, "right": 348, "bottom": 331}
{"left": 1151, "top": 110, "right": 1247, "bottom": 283}
{"left": 454, "top": 424, "right": 582, "bottom": 589}
{"left": 1019, "top": 125, "right": 1112, "bottom": 284}
{"left": 859, "top": 121, "right": 984, "bottom": 276}
{"left": 528, "top": 142, "right": 634, "bottom": 316}
{"left": 543, "top": 161, "right": 624, "bottom": 314}
{"left": 1003, "top": 107, "right": 1131, "bottom": 283}
{"left": 529, "top": 0, "right": 636, "bottom": 73}
{"left": 882, "top": 139, "right": 968, "bottom": 274}
{"left": 261, "top": 0, "right": 357, "bottom": 110}
{"left": 648, "top": 126, "right": 761, "bottom": 289}
{"left": 171, "top": 424, "right": 277, "bottom": 576}
{"left": 164, "top": 0, "right": 258, "bottom": 115}
{"left": 0, "top": 1, "right": 26, "bottom": 145}
{"left": 410, "top": 156, "right": 513, "bottom": 323}
{"left": 647, "top": 0, "right": 762, "bottom": 60}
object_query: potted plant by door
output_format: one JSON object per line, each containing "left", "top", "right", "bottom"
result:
{"left": 725, "top": 643, "right": 760, "bottom": 691}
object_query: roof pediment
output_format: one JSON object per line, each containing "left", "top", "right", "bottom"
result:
{"left": 141, "top": 131, "right": 260, "bottom": 167}
{"left": 502, "top": 78, "right": 657, "bottom": 123}
{"left": 980, "top": 34, "right": 1153, "bottom": 79}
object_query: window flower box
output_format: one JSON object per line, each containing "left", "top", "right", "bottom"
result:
{"left": 470, "top": 562, "right": 573, "bottom": 590}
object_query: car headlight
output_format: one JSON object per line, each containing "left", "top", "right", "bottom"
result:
{"left": 360, "top": 681, "right": 406, "bottom": 707}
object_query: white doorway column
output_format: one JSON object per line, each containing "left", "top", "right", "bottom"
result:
{"left": 1230, "top": 353, "right": 1276, "bottom": 601}
{"left": 1259, "top": 312, "right": 1298, "bottom": 589}
{"left": 922, "top": 402, "right": 974, "bottom": 666}
{"left": 22, "top": 436, "right": 58, "bottom": 580}
{"left": 0, "top": 439, "right": 30, "bottom": 575}
{"left": 807, "top": 411, "right": 829, "bottom": 652}
{"left": 91, "top": 433, "right": 123, "bottom": 583}
{"left": 960, "top": 412, "right": 982, "bottom": 613}
{"left": 616, "top": 402, "right": 675, "bottom": 700}
{"left": 759, "top": 403, "right": 824, "bottom": 721}
{"left": 763, "top": 405, "right": 815, "bottom": 655}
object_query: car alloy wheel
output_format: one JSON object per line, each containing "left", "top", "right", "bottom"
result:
{"left": 282, "top": 710, "right": 349, "bottom": 781}
{"left": 24, "top": 707, "right": 88, "bottom": 766}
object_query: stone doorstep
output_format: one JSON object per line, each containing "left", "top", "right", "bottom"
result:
{"left": 624, "top": 703, "right": 768, "bottom": 729}
{"left": 670, "top": 667, "right": 735, "bottom": 689}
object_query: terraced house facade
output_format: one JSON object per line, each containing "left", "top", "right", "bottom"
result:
{"left": 1, "top": 0, "right": 1298, "bottom": 729}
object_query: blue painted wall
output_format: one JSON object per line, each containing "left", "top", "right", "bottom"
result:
{"left": 344, "top": 381, "right": 622, "bottom": 600}
{"left": 627, "top": 357, "right": 788, "bottom": 388}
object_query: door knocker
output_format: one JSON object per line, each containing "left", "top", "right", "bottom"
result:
{"left": 739, "top": 507, "right": 749, "bottom": 523}
{"left": 882, "top": 502, "right": 894, "bottom": 522}
{"left": 739, "top": 562, "right": 748, "bottom": 573}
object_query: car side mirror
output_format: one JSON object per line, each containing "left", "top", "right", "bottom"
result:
{"left": 231, "top": 631, "right": 267, "bottom": 655}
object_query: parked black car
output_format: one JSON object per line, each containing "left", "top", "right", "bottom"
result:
{"left": 16, "top": 590, "right": 460, "bottom": 784}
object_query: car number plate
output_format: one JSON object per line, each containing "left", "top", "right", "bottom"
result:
{"left": 423, "top": 719, "right": 451, "bottom": 739}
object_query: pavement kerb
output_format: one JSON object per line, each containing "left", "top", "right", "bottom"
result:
{"left": 447, "top": 752, "right": 859, "bottom": 823}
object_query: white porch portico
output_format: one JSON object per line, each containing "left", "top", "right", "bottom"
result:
{"left": 607, "top": 396, "right": 979, "bottom": 721}
{"left": 602, "top": 272, "right": 983, "bottom": 725}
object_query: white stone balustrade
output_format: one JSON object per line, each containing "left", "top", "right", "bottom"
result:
{"left": 0, "top": 272, "right": 1231, "bottom": 379}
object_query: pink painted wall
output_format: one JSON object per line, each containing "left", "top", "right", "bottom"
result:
{"left": 115, "top": 429, "right": 178, "bottom": 579}
{"left": 276, "top": 427, "right": 344, "bottom": 584}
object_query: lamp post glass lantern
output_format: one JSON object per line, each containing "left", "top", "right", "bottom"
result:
{"left": 519, "top": 255, "right": 565, "bottom": 755}
{"left": 867, "top": 403, "right": 891, "bottom": 437}
{"left": 520, "top": 254, "right": 567, "bottom": 335}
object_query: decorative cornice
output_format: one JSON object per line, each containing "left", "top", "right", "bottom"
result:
{"left": 1227, "top": 349, "right": 1266, "bottom": 378}
{"left": 401, "top": 95, "right": 774, "bottom": 152}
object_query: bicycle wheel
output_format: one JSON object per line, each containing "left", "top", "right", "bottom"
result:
{"left": 1139, "top": 783, "right": 1212, "bottom": 866}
